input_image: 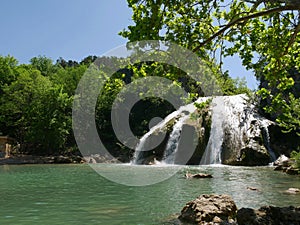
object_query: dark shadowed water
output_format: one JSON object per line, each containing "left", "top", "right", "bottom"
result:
{"left": 0, "top": 164, "right": 299, "bottom": 224}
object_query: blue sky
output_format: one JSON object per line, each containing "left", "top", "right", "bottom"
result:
{"left": 0, "top": 1, "right": 258, "bottom": 89}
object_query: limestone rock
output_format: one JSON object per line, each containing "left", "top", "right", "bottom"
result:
{"left": 274, "top": 154, "right": 290, "bottom": 166}
{"left": 133, "top": 94, "right": 299, "bottom": 166}
{"left": 178, "top": 194, "right": 237, "bottom": 224}
{"left": 273, "top": 155, "right": 300, "bottom": 175}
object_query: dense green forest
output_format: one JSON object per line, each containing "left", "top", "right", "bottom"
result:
{"left": 1, "top": 0, "right": 299, "bottom": 164}
{"left": 0, "top": 55, "right": 247, "bottom": 159}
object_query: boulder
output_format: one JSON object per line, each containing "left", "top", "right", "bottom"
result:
{"left": 237, "top": 206, "right": 300, "bottom": 225}
{"left": 273, "top": 155, "right": 300, "bottom": 175}
{"left": 274, "top": 154, "right": 290, "bottom": 166}
{"left": 178, "top": 194, "right": 237, "bottom": 224}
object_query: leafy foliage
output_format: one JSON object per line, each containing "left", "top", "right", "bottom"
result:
{"left": 290, "top": 149, "right": 300, "bottom": 170}
{"left": 120, "top": 0, "right": 300, "bottom": 134}
{"left": 0, "top": 56, "right": 87, "bottom": 154}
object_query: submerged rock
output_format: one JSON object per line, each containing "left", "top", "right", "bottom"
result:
{"left": 185, "top": 172, "right": 213, "bottom": 179}
{"left": 285, "top": 188, "right": 300, "bottom": 194}
{"left": 178, "top": 194, "right": 237, "bottom": 224}
{"left": 247, "top": 187, "right": 260, "bottom": 191}
{"left": 237, "top": 206, "right": 300, "bottom": 225}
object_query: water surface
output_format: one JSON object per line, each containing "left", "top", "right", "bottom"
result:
{"left": 0, "top": 164, "right": 299, "bottom": 224}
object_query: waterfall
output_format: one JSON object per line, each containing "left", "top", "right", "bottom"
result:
{"left": 132, "top": 94, "right": 278, "bottom": 166}
{"left": 132, "top": 126, "right": 159, "bottom": 165}
{"left": 131, "top": 109, "right": 185, "bottom": 164}
{"left": 132, "top": 97, "right": 209, "bottom": 165}
{"left": 260, "top": 121, "right": 277, "bottom": 161}
{"left": 162, "top": 114, "right": 189, "bottom": 164}
{"left": 200, "top": 97, "right": 224, "bottom": 165}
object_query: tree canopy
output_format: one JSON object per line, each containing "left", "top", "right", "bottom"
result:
{"left": 0, "top": 56, "right": 91, "bottom": 154}
{"left": 120, "top": 0, "right": 300, "bottom": 134}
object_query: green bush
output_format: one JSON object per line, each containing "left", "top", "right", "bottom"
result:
{"left": 290, "top": 149, "right": 300, "bottom": 170}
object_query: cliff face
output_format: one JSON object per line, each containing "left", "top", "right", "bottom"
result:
{"left": 133, "top": 94, "right": 299, "bottom": 166}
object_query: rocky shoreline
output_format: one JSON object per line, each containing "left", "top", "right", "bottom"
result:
{"left": 166, "top": 194, "right": 300, "bottom": 225}
{"left": 0, "top": 154, "right": 84, "bottom": 165}
{"left": 0, "top": 153, "right": 124, "bottom": 165}
{"left": 273, "top": 154, "right": 300, "bottom": 175}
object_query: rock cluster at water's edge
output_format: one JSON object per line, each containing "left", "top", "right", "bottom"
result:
{"left": 177, "top": 194, "right": 300, "bottom": 225}
{"left": 0, "top": 154, "right": 84, "bottom": 165}
{"left": 274, "top": 154, "right": 299, "bottom": 175}
{"left": 237, "top": 206, "right": 300, "bottom": 225}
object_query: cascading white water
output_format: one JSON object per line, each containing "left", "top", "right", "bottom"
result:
{"left": 162, "top": 114, "right": 189, "bottom": 164}
{"left": 132, "top": 94, "right": 277, "bottom": 165}
{"left": 132, "top": 98, "right": 209, "bottom": 165}
{"left": 260, "top": 120, "right": 277, "bottom": 161}
{"left": 200, "top": 95, "right": 278, "bottom": 165}
{"left": 132, "top": 127, "right": 158, "bottom": 165}
{"left": 131, "top": 109, "right": 184, "bottom": 164}
{"left": 200, "top": 97, "right": 224, "bottom": 164}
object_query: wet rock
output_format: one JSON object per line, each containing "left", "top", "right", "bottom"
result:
{"left": 133, "top": 94, "right": 299, "bottom": 166}
{"left": 247, "top": 187, "right": 260, "bottom": 191}
{"left": 273, "top": 155, "right": 300, "bottom": 175}
{"left": 285, "top": 167, "right": 300, "bottom": 175}
{"left": 53, "top": 156, "right": 73, "bottom": 163}
{"left": 185, "top": 173, "right": 213, "bottom": 179}
{"left": 84, "top": 154, "right": 119, "bottom": 163}
{"left": 237, "top": 206, "right": 300, "bottom": 225}
{"left": 210, "top": 95, "right": 275, "bottom": 166}
{"left": 274, "top": 154, "right": 290, "bottom": 166}
{"left": 285, "top": 188, "right": 300, "bottom": 194}
{"left": 178, "top": 194, "right": 237, "bottom": 224}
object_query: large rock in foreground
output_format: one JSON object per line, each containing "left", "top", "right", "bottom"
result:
{"left": 178, "top": 194, "right": 237, "bottom": 224}
{"left": 178, "top": 194, "right": 300, "bottom": 225}
{"left": 237, "top": 206, "right": 300, "bottom": 225}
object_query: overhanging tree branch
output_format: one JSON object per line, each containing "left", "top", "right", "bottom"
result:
{"left": 192, "top": 4, "right": 300, "bottom": 53}
{"left": 284, "top": 20, "right": 300, "bottom": 55}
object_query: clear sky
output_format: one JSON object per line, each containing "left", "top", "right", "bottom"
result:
{"left": 0, "top": 0, "right": 258, "bottom": 89}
